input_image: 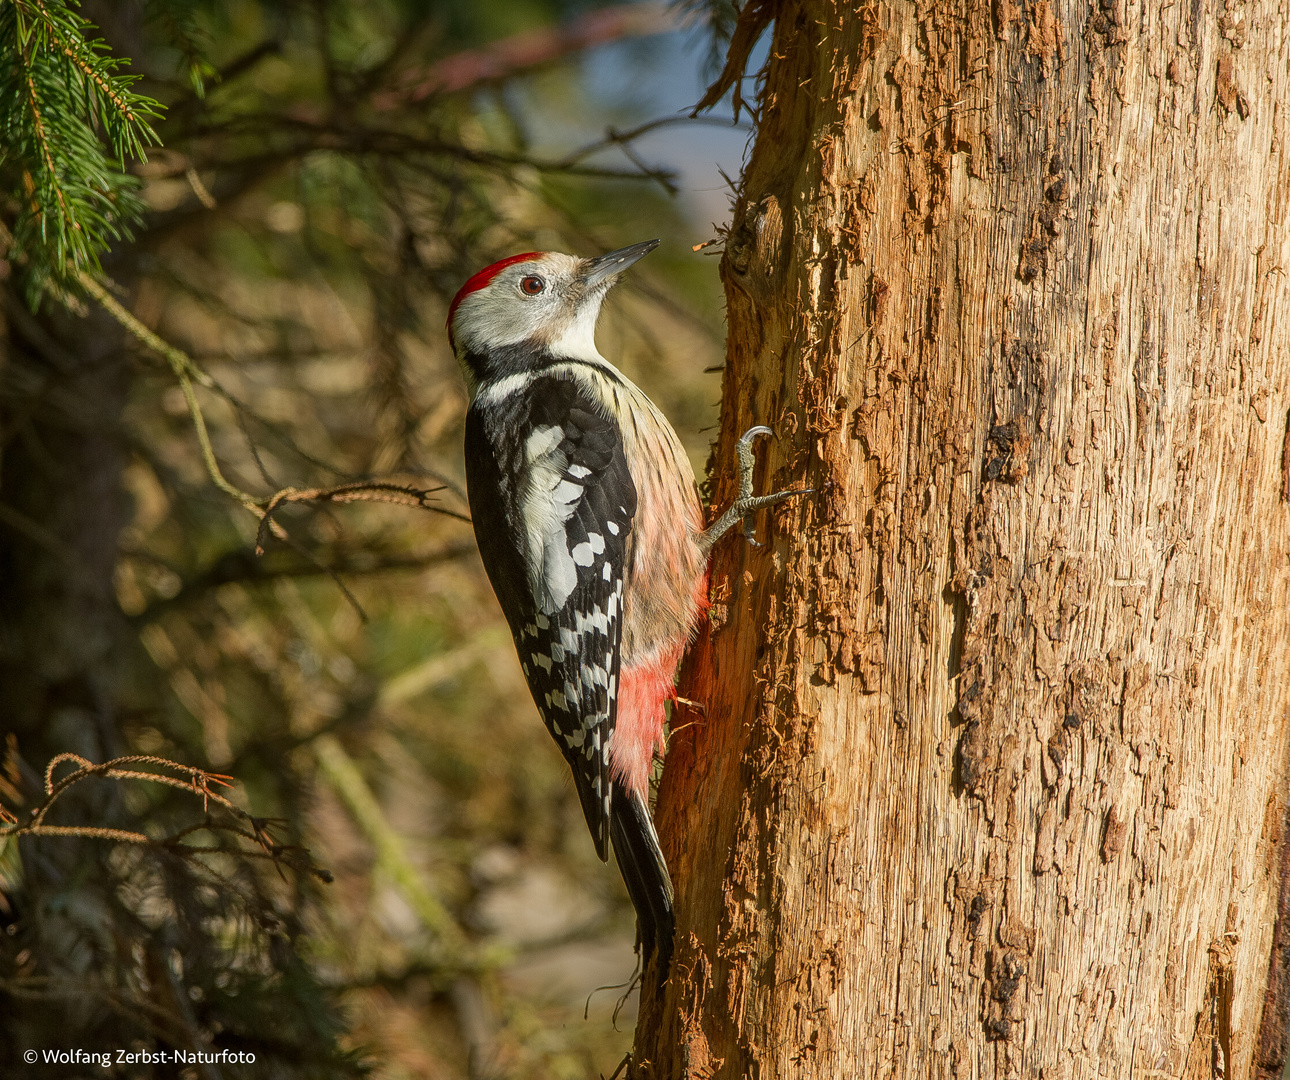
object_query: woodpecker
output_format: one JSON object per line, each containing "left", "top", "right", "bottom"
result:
{"left": 449, "top": 240, "right": 801, "bottom": 975}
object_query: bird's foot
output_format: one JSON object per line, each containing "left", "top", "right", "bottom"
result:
{"left": 699, "top": 426, "right": 811, "bottom": 552}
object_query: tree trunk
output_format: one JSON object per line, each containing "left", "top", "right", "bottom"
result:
{"left": 633, "top": 1, "right": 1290, "bottom": 1077}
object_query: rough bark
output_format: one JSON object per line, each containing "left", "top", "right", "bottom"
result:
{"left": 633, "top": 0, "right": 1290, "bottom": 1077}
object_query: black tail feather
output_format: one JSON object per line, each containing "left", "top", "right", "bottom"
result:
{"left": 609, "top": 781, "right": 674, "bottom": 981}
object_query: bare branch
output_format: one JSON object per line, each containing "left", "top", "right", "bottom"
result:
{"left": 76, "top": 272, "right": 270, "bottom": 518}
{"left": 255, "top": 481, "right": 470, "bottom": 556}
{"left": 372, "top": 2, "right": 679, "bottom": 110}
{"left": 130, "top": 542, "right": 475, "bottom": 623}
{"left": 1, "top": 753, "right": 333, "bottom": 884}
{"left": 556, "top": 115, "right": 751, "bottom": 169}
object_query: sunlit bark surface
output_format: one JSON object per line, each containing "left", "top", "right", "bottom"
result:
{"left": 633, "top": 1, "right": 1290, "bottom": 1076}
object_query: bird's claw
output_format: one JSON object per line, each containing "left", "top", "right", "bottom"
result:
{"left": 736, "top": 426, "right": 774, "bottom": 545}
{"left": 700, "top": 425, "right": 811, "bottom": 552}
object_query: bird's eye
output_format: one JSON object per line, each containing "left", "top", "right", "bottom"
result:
{"left": 520, "top": 275, "right": 545, "bottom": 295}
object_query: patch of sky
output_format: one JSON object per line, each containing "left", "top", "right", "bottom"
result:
{"left": 503, "top": 18, "right": 771, "bottom": 229}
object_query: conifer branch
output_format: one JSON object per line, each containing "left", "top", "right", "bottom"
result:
{"left": 1, "top": 1, "right": 163, "bottom": 294}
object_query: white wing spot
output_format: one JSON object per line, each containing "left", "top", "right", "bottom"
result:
{"left": 541, "top": 553, "right": 577, "bottom": 608}
{"left": 568, "top": 464, "right": 592, "bottom": 479}
{"left": 606, "top": 521, "right": 619, "bottom": 536}
{"left": 552, "top": 479, "right": 582, "bottom": 503}
{"left": 602, "top": 562, "right": 612, "bottom": 581}
{"left": 525, "top": 425, "right": 562, "bottom": 461}
{"left": 588, "top": 533, "right": 605, "bottom": 554}
{"left": 571, "top": 541, "right": 594, "bottom": 566}
{"left": 522, "top": 450, "right": 581, "bottom": 611}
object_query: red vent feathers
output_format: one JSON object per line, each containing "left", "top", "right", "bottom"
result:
{"left": 446, "top": 252, "right": 543, "bottom": 346}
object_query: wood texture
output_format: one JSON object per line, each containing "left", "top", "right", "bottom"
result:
{"left": 633, "top": 0, "right": 1290, "bottom": 1076}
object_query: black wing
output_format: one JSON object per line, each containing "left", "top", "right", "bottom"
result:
{"left": 465, "top": 372, "right": 636, "bottom": 859}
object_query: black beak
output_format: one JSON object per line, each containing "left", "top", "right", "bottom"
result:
{"left": 581, "top": 239, "right": 661, "bottom": 288}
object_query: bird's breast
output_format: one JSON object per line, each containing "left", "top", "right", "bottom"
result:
{"left": 610, "top": 387, "right": 708, "bottom": 665}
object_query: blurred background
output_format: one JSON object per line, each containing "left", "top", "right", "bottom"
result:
{"left": 0, "top": 1, "right": 757, "bottom": 1076}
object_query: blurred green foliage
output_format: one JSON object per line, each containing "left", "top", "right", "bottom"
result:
{"left": 0, "top": 1, "right": 734, "bottom": 1076}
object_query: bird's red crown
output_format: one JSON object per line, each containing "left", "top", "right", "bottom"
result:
{"left": 446, "top": 251, "right": 544, "bottom": 347}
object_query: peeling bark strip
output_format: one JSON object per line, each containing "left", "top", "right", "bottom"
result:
{"left": 635, "top": 0, "right": 1290, "bottom": 1077}
{"left": 1255, "top": 801, "right": 1290, "bottom": 1079}
{"left": 1281, "top": 410, "right": 1290, "bottom": 502}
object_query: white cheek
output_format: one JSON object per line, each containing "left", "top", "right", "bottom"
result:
{"left": 454, "top": 289, "right": 549, "bottom": 352}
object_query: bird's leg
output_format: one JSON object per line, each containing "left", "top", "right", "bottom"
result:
{"left": 698, "top": 426, "right": 810, "bottom": 554}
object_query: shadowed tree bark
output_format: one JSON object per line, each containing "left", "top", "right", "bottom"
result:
{"left": 633, "top": 0, "right": 1290, "bottom": 1077}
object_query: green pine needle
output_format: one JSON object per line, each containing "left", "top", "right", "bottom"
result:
{"left": 0, "top": 0, "right": 165, "bottom": 300}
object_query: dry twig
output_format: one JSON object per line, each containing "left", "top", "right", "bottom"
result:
{"left": 0, "top": 752, "right": 333, "bottom": 884}
{"left": 255, "top": 481, "right": 468, "bottom": 555}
